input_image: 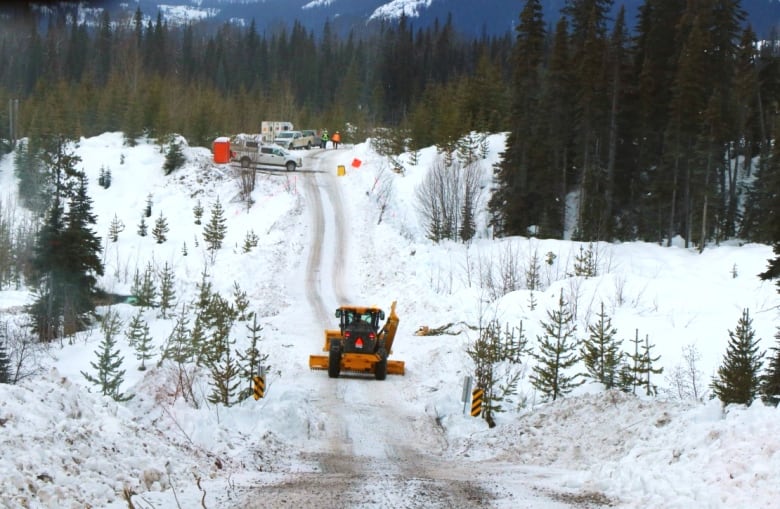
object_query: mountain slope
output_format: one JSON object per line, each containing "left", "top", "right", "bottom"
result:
{"left": 43, "top": 0, "right": 780, "bottom": 38}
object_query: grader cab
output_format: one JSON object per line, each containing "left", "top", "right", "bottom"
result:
{"left": 309, "top": 301, "right": 405, "bottom": 380}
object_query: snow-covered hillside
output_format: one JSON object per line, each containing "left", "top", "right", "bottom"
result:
{"left": 0, "top": 132, "right": 778, "bottom": 508}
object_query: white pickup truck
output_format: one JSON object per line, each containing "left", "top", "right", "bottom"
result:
{"left": 273, "top": 130, "right": 312, "bottom": 150}
{"left": 230, "top": 134, "right": 303, "bottom": 171}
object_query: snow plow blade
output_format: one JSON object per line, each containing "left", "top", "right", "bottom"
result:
{"left": 309, "top": 353, "right": 405, "bottom": 375}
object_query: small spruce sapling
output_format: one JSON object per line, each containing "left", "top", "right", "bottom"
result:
{"left": 242, "top": 229, "right": 259, "bottom": 253}
{"left": 238, "top": 315, "right": 269, "bottom": 401}
{"left": 108, "top": 214, "right": 125, "bottom": 242}
{"left": 126, "top": 310, "right": 154, "bottom": 370}
{"left": 711, "top": 309, "right": 764, "bottom": 406}
{"left": 81, "top": 311, "right": 132, "bottom": 401}
{"left": 762, "top": 328, "right": 780, "bottom": 406}
{"left": 163, "top": 140, "right": 186, "bottom": 175}
{"left": 193, "top": 199, "right": 204, "bottom": 225}
{"left": 203, "top": 198, "right": 228, "bottom": 252}
{"left": 137, "top": 214, "right": 148, "bottom": 237}
{"left": 152, "top": 211, "right": 169, "bottom": 244}
{"left": 581, "top": 302, "right": 622, "bottom": 389}
{"left": 530, "top": 290, "right": 583, "bottom": 401}
{"left": 131, "top": 263, "right": 157, "bottom": 308}
{"left": 158, "top": 261, "right": 176, "bottom": 318}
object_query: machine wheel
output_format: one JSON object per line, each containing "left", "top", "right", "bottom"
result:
{"left": 374, "top": 348, "right": 388, "bottom": 380}
{"left": 328, "top": 342, "right": 342, "bottom": 378}
{"left": 240, "top": 157, "right": 251, "bottom": 168}
{"left": 286, "top": 161, "right": 297, "bottom": 172}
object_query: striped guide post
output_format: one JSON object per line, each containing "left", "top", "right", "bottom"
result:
{"left": 471, "top": 388, "right": 484, "bottom": 417}
{"left": 253, "top": 375, "right": 266, "bottom": 400}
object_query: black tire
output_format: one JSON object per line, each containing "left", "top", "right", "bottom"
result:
{"left": 286, "top": 161, "right": 296, "bottom": 172}
{"left": 374, "top": 348, "right": 387, "bottom": 380}
{"left": 328, "top": 342, "right": 342, "bottom": 378}
{"left": 240, "top": 157, "right": 251, "bottom": 169}
{"left": 306, "top": 142, "right": 312, "bottom": 150}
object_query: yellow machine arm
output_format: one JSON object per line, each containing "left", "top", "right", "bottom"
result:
{"left": 377, "top": 300, "right": 399, "bottom": 353}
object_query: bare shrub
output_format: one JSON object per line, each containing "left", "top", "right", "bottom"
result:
{"left": 369, "top": 164, "right": 394, "bottom": 225}
{"left": 415, "top": 157, "right": 484, "bottom": 243}
{"left": 238, "top": 168, "right": 256, "bottom": 207}
{"left": 663, "top": 343, "right": 706, "bottom": 402}
{"left": 1, "top": 318, "right": 45, "bottom": 383}
{"left": 478, "top": 240, "right": 522, "bottom": 300}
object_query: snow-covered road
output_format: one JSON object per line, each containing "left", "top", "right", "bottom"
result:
{"left": 234, "top": 150, "right": 597, "bottom": 508}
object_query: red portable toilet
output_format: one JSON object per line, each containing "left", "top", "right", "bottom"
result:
{"left": 213, "top": 137, "right": 231, "bottom": 164}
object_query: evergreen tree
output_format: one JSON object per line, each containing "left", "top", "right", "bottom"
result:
{"left": 488, "top": 0, "right": 546, "bottom": 237}
{"left": 163, "top": 140, "right": 185, "bottom": 175}
{"left": 152, "top": 211, "right": 169, "bottom": 244}
{"left": 761, "top": 328, "right": 780, "bottom": 406}
{"left": 459, "top": 185, "right": 476, "bottom": 243}
{"left": 203, "top": 294, "right": 240, "bottom": 406}
{"left": 61, "top": 174, "right": 104, "bottom": 327}
{"left": 158, "top": 261, "right": 176, "bottom": 318}
{"left": 125, "top": 310, "right": 154, "bottom": 370}
{"left": 624, "top": 329, "right": 663, "bottom": 396}
{"left": 207, "top": 334, "right": 241, "bottom": 407}
{"left": 137, "top": 214, "right": 148, "bottom": 237}
{"left": 193, "top": 199, "right": 204, "bottom": 225}
{"left": 581, "top": 302, "right": 622, "bottom": 388}
{"left": 81, "top": 311, "right": 132, "bottom": 401}
{"left": 530, "top": 290, "right": 584, "bottom": 401}
{"left": 131, "top": 262, "right": 157, "bottom": 308}
{"left": 232, "top": 281, "right": 252, "bottom": 321}
{"left": 758, "top": 241, "right": 780, "bottom": 291}
{"left": 194, "top": 268, "right": 214, "bottom": 313}
{"left": 29, "top": 144, "right": 104, "bottom": 341}
{"left": 242, "top": 230, "right": 259, "bottom": 253}
{"left": 29, "top": 196, "right": 66, "bottom": 342}
{"left": 108, "top": 214, "right": 124, "bottom": 242}
{"left": 537, "top": 16, "right": 573, "bottom": 238}
{"left": 237, "top": 315, "right": 269, "bottom": 401}
{"left": 203, "top": 197, "right": 227, "bottom": 252}
{"left": 467, "top": 319, "right": 529, "bottom": 427}
{"left": 159, "top": 305, "right": 199, "bottom": 405}
{"left": 145, "top": 193, "right": 153, "bottom": 217}
{"left": 711, "top": 309, "right": 764, "bottom": 406}
{"left": 160, "top": 305, "right": 194, "bottom": 365}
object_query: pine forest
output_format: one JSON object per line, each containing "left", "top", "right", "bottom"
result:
{"left": 0, "top": 0, "right": 779, "bottom": 249}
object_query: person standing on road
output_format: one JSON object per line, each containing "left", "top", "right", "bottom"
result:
{"left": 320, "top": 129, "right": 329, "bottom": 149}
{"left": 331, "top": 131, "right": 341, "bottom": 149}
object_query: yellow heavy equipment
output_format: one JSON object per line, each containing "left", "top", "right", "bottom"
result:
{"left": 309, "top": 301, "right": 405, "bottom": 380}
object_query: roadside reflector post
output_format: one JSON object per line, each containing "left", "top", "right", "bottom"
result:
{"left": 337, "top": 165, "right": 346, "bottom": 176}
{"left": 471, "top": 387, "right": 484, "bottom": 418}
{"left": 253, "top": 365, "right": 266, "bottom": 400}
{"left": 462, "top": 376, "right": 473, "bottom": 415}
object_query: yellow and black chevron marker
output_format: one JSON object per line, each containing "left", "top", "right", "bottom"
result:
{"left": 253, "top": 375, "right": 266, "bottom": 400}
{"left": 470, "top": 388, "right": 484, "bottom": 417}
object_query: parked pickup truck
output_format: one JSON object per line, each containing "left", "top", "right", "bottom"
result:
{"left": 230, "top": 134, "right": 303, "bottom": 171}
{"left": 273, "top": 130, "right": 312, "bottom": 150}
